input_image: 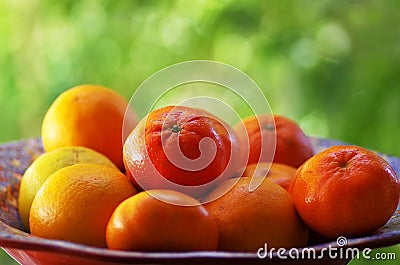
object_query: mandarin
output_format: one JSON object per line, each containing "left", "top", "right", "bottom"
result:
{"left": 234, "top": 114, "right": 313, "bottom": 168}
{"left": 123, "top": 105, "right": 240, "bottom": 198}
{"left": 203, "top": 177, "right": 308, "bottom": 251}
{"left": 241, "top": 162, "right": 296, "bottom": 190}
{"left": 290, "top": 145, "right": 400, "bottom": 238}
{"left": 106, "top": 189, "right": 218, "bottom": 251}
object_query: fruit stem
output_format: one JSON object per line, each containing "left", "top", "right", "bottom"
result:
{"left": 171, "top": 124, "right": 181, "bottom": 133}
{"left": 264, "top": 124, "right": 275, "bottom": 131}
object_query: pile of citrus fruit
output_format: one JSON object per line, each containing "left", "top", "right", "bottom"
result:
{"left": 18, "top": 84, "right": 399, "bottom": 252}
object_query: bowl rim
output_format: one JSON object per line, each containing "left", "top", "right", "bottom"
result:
{"left": 1, "top": 226, "right": 400, "bottom": 262}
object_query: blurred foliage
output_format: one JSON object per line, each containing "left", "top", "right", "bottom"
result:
{"left": 0, "top": 0, "right": 399, "bottom": 157}
{"left": 0, "top": 0, "right": 399, "bottom": 263}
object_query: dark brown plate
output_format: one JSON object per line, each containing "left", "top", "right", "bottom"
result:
{"left": 0, "top": 138, "right": 399, "bottom": 265}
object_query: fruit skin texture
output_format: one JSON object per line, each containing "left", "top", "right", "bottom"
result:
{"left": 203, "top": 177, "right": 308, "bottom": 251}
{"left": 123, "top": 105, "right": 240, "bottom": 198}
{"left": 241, "top": 162, "right": 296, "bottom": 190}
{"left": 29, "top": 164, "right": 137, "bottom": 247}
{"left": 41, "top": 84, "right": 137, "bottom": 169}
{"left": 18, "top": 146, "right": 117, "bottom": 231}
{"left": 106, "top": 189, "right": 218, "bottom": 251}
{"left": 289, "top": 145, "right": 400, "bottom": 239}
{"left": 234, "top": 114, "right": 314, "bottom": 168}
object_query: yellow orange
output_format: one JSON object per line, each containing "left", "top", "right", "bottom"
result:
{"left": 18, "top": 146, "right": 116, "bottom": 230}
{"left": 41, "top": 84, "right": 137, "bottom": 169}
{"left": 30, "top": 164, "right": 137, "bottom": 247}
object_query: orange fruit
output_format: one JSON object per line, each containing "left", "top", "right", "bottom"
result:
{"left": 18, "top": 146, "right": 117, "bottom": 231}
{"left": 29, "top": 164, "right": 137, "bottom": 247}
{"left": 41, "top": 84, "right": 137, "bottom": 169}
{"left": 289, "top": 145, "right": 400, "bottom": 238}
{"left": 203, "top": 177, "right": 308, "bottom": 251}
{"left": 106, "top": 189, "right": 218, "bottom": 251}
{"left": 234, "top": 114, "right": 314, "bottom": 168}
{"left": 241, "top": 162, "right": 296, "bottom": 190}
{"left": 123, "top": 105, "right": 240, "bottom": 198}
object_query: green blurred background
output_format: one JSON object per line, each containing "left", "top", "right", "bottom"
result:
{"left": 0, "top": 0, "right": 399, "bottom": 264}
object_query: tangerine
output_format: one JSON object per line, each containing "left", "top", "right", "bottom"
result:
{"left": 234, "top": 114, "right": 313, "bottom": 168}
{"left": 123, "top": 105, "right": 240, "bottom": 198}
{"left": 241, "top": 162, "right": 296, "bottom": 190}
{"left": 106, "top": 189, "right": 218, "bottom": 251}
{"left": 203, "top": 177, "right": 308, "bottom": 251}
{"left": 289, "top": 145, "right": 400, "bottom": 238}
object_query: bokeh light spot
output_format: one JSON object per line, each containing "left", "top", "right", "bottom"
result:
{"left": 315, "top": 22, "right": 351, "bottom": 61}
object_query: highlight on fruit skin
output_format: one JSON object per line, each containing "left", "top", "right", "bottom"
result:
{"left": 289, "top": 145, "right": 400, "bottom": 239}
{"left": 106, "top": 189, "right": 219, "bottom": 251}
{"left": 123, "top": 105, "right": 242, "bottom": 200}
